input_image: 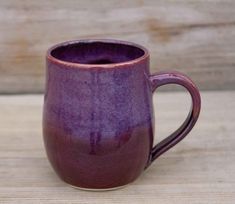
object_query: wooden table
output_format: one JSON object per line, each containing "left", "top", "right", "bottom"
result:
{"left": 0, "top": 91, "right": 234, "bottom": 204}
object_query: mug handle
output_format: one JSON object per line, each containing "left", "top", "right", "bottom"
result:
{"left": 148, "top": 71, "right": 201, "bottom": 164}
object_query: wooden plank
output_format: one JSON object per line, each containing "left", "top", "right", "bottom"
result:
{"left": 0, "top": 91, "right": 235, "bottom": 203}
{"left": 0, "top": 0, "right": 235, "bottom": 93}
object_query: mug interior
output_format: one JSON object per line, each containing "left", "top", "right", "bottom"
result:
{"left": 50, "top": 41, "right": 145, "bottom": 65}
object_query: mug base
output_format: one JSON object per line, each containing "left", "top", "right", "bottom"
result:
{"left": 68, "top": 183, "right": 129, "bottom": 191}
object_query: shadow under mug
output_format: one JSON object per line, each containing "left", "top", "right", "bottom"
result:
{"left": 43, "top": 39, "right": 201, "bottom": 190}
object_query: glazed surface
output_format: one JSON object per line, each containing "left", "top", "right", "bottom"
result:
{"left": 43, "top": 53, "right": 153, "bottom": 188}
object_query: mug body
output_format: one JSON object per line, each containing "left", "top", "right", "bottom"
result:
{"left": 43, "top": 39, "right": 154, "bottom": 189}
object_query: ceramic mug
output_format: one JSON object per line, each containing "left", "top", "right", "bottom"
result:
{"left": 43, "top": 39, "right": 201, "bottom": 190}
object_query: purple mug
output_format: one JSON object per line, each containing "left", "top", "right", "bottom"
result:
{"left": 43, "top": 39, "right": 201, "bottom": 190}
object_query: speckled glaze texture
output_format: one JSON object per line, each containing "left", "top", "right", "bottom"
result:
{"left": 43, "top": 39, "right": 201, "bottom": 190}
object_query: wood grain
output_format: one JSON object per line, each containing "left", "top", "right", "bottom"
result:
{"left": 0, "top": 0, "right": 235, "bottom": 93}
{"left": 0, "top": 91, "right": 235, "bottom": 203}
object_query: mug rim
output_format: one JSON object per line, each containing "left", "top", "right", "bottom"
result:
{"left": 46, "top": 39, "right": 149, "bottom": 68}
